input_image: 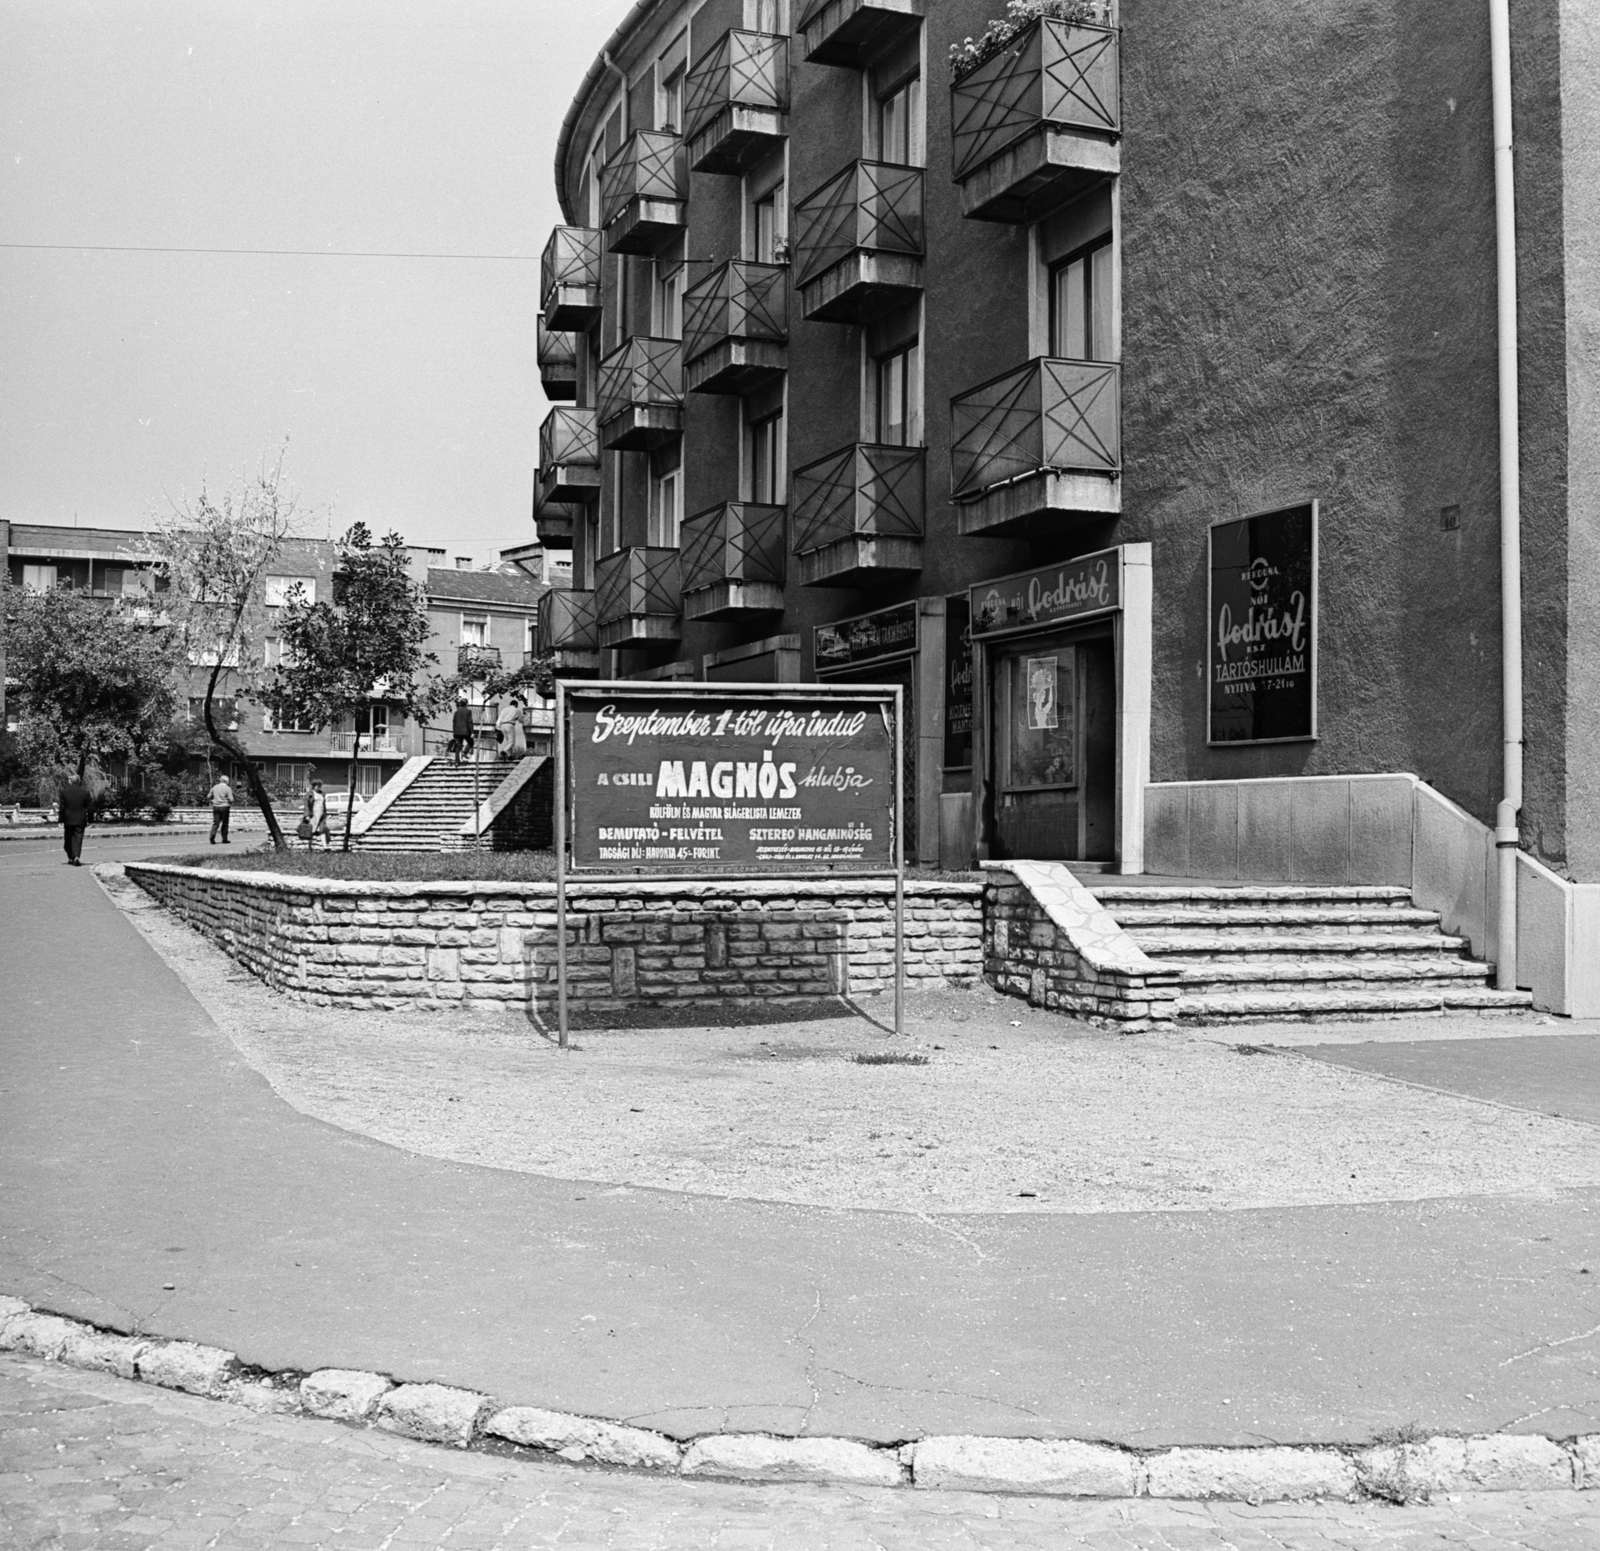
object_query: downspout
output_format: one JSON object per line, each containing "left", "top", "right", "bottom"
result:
{"left": 1489, "top": 0, "right": 1523, "bottom": 989}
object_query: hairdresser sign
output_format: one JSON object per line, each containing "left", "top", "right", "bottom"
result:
{"left": 564, "top": 685, "right": 899, "bottom": 873}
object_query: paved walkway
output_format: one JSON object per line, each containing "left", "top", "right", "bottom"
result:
{"left": 2, "top": 833, "right": 1599, "bottom": 1449}
{"left": 8, "top": 1355, "right": 1600, "bottom": 1551}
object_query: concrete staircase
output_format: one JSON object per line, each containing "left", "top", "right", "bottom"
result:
{"left": 354, "top": 759, "right": 511, "bottom": 852}
{"left": 1090, "top": 883, "right": 1534, "bottom": 1021}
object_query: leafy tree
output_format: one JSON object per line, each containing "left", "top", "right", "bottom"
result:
{"left": 261, "top": 523, "right": 450, "bottom": 851}
{"left": 148, "top": 449, "right": 302, "bottom": 850}
{"left": 0, "top": 577, "right": 180, "bottom": 784}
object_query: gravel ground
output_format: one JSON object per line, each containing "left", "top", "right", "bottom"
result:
{"left": 102, "top": 864, "right": 1600, "bottom": 1217}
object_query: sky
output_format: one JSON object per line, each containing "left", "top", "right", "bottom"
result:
{"left": 1, "top": 0, "right": 630, "bottom": 558}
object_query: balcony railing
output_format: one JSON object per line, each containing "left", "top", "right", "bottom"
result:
{"left": 457, "top": 645, "right": 503, "bottom": 676}
{"left": 799, "top": 0, "right": 924, "bottom": 69}
{"left": 535, "top": 588, "right": 599, "bottom": 658}
{"left": 595, "top": 546, "right": 682, "bottom": 647}
{"left": 533, "top": 489, "right": 578, "bottom": 549}
{"left": 680, "top": 501, "right": 786, "bottom": 620}
{"left": 596, "top": 337, "right": 684, "bottom": 450}
{"left": 684, "top": 29, "right": 788, "bottom": 175}
{"left": 682, "top": 261, "right": 788, "bottom": 395}
{"left": 600, "top": 130, "right": 687, "bottom": 255}
{"left": 950, "top": 19, "right": 1120, "bottom": 223}
{"left": 537, "top": 313, "right": 578, "bottom": 401}
{"left": 791, "top": 442, "right": 924, "bottom": 587}
{"left": 540, "top": 226, "right": 603, "bottom": 330}
{"left": 792, "top": 160, "right": 923, "bottom": 324}
{"left": 949, "top": 358, "right": 1120, "bottom": 535}
{"left": 537, "top": 406, "right": 601, "bottom": 505}
{"left": 329, "top": 732, "right": 402, "bottom": 755}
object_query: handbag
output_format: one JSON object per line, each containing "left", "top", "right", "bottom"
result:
{"left": 296, "top": 817, "right": 313, "bottom": 841}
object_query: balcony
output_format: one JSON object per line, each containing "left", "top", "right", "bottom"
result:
{"left": 950, "top": 18, "right": 1120, "bottom": 223}
{"left": 799, "top": 0, "right": 924, "bottom": 69}
{"left": 792, "top": 160, "right": 923, "bottom": 325}
{"left": 329, "top": 732, "right": 402, "bottom": 756}
{"left": 536, "top": 589, "right": 600, "bottom": 675}
{"left": 537, "top": 406, "right": 601, "bottom": 506}
{"left": 684, "top": 29, "right": 788, "bottom": 175}
{"left": 680, "top": 501, "right": 786, "bottom": 620}
{"left": 596, "top": 337, "right": 683, "bottom": 451}
{"left": 682, "top": 261, "right": 788, "bottom": 395}
{"left": 537, "top": 313, "right": 578, "bottom": 401}
{"left": 600, "top": 130, "right": 687, "bottom": 255}
{"left": 791, "top": 443, "right": 923, "bottom": 587}
{"left": 949, "top": 357, "right": 1120, "bottom": 537}
{"left": 540, "top": 226, "right": 603, "bottom": 330}
{"left": 532, "top": 487, "right": 578, "bottom": 549}
{"left": 595, "top": 546, "right": 682, "bottom": 648}
{"left": 457, "top": 645, "right": 503, "bottom": 676}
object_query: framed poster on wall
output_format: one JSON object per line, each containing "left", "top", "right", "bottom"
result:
{"left": 1208, "top": 501, "right": 1318, "bottom": 744}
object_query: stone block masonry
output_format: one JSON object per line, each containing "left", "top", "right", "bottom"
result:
{"left": 123, "top": 863, "right": 983, "bottom": 1017}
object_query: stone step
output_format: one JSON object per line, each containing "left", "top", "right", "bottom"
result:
{"left": 1092, "top": 885, "right": 1414, "bottom": 905}
{"left": 1131, "top": 932, "right": 1469, "bottom": 959}
{"left": 1174, "top": 985, "right": 1534, "bottom": 1020}
{"left": 1168, "top": 958, "right": 1493, "bottom": 987}
{"left": 1104, "top": 907, "right": 1443, "bottom": 931}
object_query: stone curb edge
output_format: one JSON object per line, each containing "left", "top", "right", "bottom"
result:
{"left": 3, "top": 1295, "right": 1594, "bottom": 1502}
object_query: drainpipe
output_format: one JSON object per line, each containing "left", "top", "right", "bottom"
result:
{"left": 1489, "top": 0, "right": 1523, "bottom": 989}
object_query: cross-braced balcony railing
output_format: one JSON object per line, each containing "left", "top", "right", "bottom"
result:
{"left": 793, "top": 160, "right": 924, "bottom": 289}
{"left": 792, "top": 443, "right": 924, "bottom": 555}
{"left": 595, "top": 546, "right": 682, "bottom": 644}
{"left": 600, "top": 130, "right": 687, "bottom": 254}
{"left": 681, "top": 502, "right": 786, "bottom": 593}
{"left": 596, "top": 337, "right": 684, "bottom": 449}
{"left": 949, "top": 358, "right": 1120, "bottom": 497}
{"left": 684, "top": 29, "right": 788, "bottom": 174}
{"left": 536, "top": 589, "right": 598, "bottom": 655}
{"left": 537, "top": 313, "right": 578, "bottom": 401}
{"left": 683, "top": 262, "right": 788, "bottom": 366}
{"left": 540, "top": 226, "right": 603, "bottom": 330}
{"left": 950, "top": 18, "right": 1120, "bottom": 182}
{"left": 539, "top": 406, "right": 599, "bottom": 472}
{"left": 799, "top": 0, "right": 924, "bottom": 69}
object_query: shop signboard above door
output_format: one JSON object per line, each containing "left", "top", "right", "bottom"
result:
{"left": 1208, "top": 502, "right": 1318, "bottom": 744}
{"left": 968, "top": 547, "right": 1121, "bottom": 639}
{"left": 814, "top": 601, "right": 918, "bottom": 673}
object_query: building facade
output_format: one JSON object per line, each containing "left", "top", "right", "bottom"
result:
{"left": 531, "top": 0, "right": 1599, "bottom": 928}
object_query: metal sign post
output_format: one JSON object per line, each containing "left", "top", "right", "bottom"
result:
{"left": 894, "top": 683, "right": 905, "bottom": 1039}
{"left": 554, "top": 678, "right": 569, "bottom": 1050}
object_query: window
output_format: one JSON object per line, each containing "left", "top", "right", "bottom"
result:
{"left": 276, "top": 762, "right": 312, "bottom": 791}
{"left": 653, "top": 260, "right": 684, "bottom": 340}
{"left": 355, "top": 705, "right": 389, "bottom": 739}
{"left": 749, "top": 0, "right": 786, "bottom": 31}
{"left": 649, "top": 443, "right": 684, "bottom": 547}
{"left": 874, "top": 74, "right": 923, "bottom": 166}
{"left": 189, "top": 697, "right": 239, "bottom": 729}
{"left": 20, "top": 564, "right": 56, "bottom": 593}
{"left": 1050, "top": 236, "right": 1114, "bottom": 361}
{"left": 746, "top": 407, "right": 786, "bottom": 504}
{"left": 264, "top": 575, "right": 310, "bottom": 608}
{"left": 265, "top": 705, "right": 317, "bottom": 734}
{"left": 750, "top": 181, "right": 787, "bottom": 263}
{"left": 460, "top": 615, "right": 488, "bottom": 648}
{"left": 120, "top": 567, "right": 153, "bottom": 597}
{"left": 1000, "top": 646, "right": 1077, "bottom": 791}
{"left": 873, "top": 339, "right": 923, "bottom": 446}
{"left": 353, "top": 764, "right": 385, "bottom": 799}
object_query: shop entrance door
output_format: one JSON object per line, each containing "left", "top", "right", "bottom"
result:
{"left": 987, "top": 624, "right": 1115, "bottom": 861}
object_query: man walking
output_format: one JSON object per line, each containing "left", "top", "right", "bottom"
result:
{"left": 58, "top": 775, "right": 91, "bottom": 867}
{"left": 209, "top": 774, "right": 234, "bottom": 844}
{"left": 450, "top": 695, "right": 474, "bottom": 767}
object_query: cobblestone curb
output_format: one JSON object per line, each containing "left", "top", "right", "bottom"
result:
{"left": 2, "top": 1294, "right": 1594, "bottom": 1502}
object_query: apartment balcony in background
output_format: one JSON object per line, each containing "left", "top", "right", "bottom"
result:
{"left": 456, "top": 645, "right": 503, "bottom": 676}
{"left": 532, "top": 485, "right": 579, "bottom": 549}
{"left": 791, "top": 442, "right": 923, "bottom": 587}
{"left": 540, "top": 226, "right": 603, "bottom": 330}
{"left": 682, "top": 261, "right": 788, "bottom": 395}
{"left": 597, "top": 337, "right": 683, "bottom": 451}
{"left": 537, "top": 406, "right": 601, "bottom": 506}
{"left": 792, "top": 160, "right": 923, "bottom": 325}
{"left": 680, "top": 501, "right": 786, "bottom": 620}
{"left": 535, "top": 589, "right": 600, "bottom": 675}
{"left": 685, "top": 29, "right": 788, "bottom": 175}
{"left": 950, "top": 357, "right": 1120, "bottom": 537}
{"left": 799, "top": 0, "right": 924, "bottom": 68}
{"left": 537, "top": 313, "right": 578, "bottom": 401}
{"left": 595, "top": 546, "right": 682, "bottom": 648}
{"left": 601, "top": 130, "right": 687, "bottom": 255}
{"left": 328, "top": 732, "right": 403, "bottom": 756}
{"left": 950, "top": 18, "right": 1120, "bottom": 223}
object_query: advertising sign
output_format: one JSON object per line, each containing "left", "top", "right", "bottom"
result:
{"left": 942, "top": 594, "right": 973, "bottom": 768}
{"left": 1208, "top": 502, "right": 1318, "bottom": 744}
{"left": 814, "top": 602, "right": 918, "bottom": 673}
{"left": 969, "top": 547, "right": 1121, "bottom": 639}
{"left": 564, "top": 685, "right": 897, "bottom": 873}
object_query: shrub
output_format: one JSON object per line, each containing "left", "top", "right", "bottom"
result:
{"left": 949, "top": 0, "right": 1109, "bottom": 81}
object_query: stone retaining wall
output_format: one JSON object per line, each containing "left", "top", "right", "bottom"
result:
{"left": 124, "top": 863, "right": 983, "bottom": 1020}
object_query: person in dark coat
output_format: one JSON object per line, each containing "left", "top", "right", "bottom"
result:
{"left": 450, "top": 696, "right": 475, "bottom": 766}
{"left": 58, "top": 777, "right": 91, "bottom": 866}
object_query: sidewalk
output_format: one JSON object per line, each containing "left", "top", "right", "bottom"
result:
{"left": 2, "top": 842, "right": 1598, "bottom": 1457}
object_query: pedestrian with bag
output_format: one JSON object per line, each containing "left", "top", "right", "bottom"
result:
{"left": 209, "top": 775, "right": 234, "bottom": 844}
{"left": 58, "top": 774, "right": 92, "bottom": 867}
{"left": 299, "top": 779, "right": 330, "bottom": 851}
{"left": 450, "top": 695, "right": 474, "bottom": 766}
{"left": 496, "top": 694, "right": 527, "bottom": 762}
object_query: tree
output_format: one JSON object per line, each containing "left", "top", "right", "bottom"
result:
{"left": 0, "top": 578, "right": 180, "bottom": 785}
{"left": 260, "top": 523, "right": 450, "bottom": 851}
{"left": 148, "top": 449, "right": 302, "bottom": 850}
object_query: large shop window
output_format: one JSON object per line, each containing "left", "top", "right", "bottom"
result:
{"left": 649, "top": 442, "right": 684, "bottom": 547}
{"left": 999, "top": 649, "right": 1076, "bottom": 791}
{"left": 1050, "top": 235, "right": 1114, "bottom": 362}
